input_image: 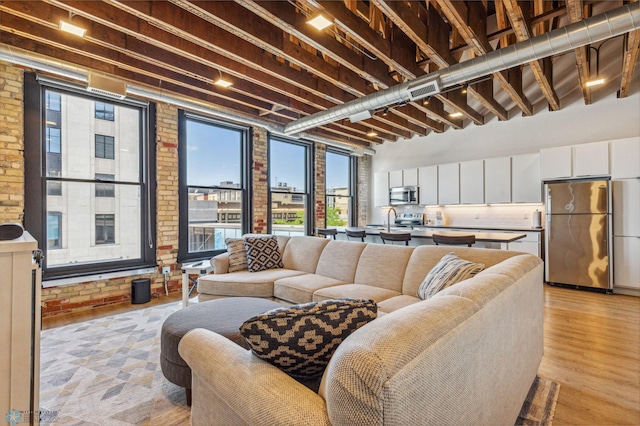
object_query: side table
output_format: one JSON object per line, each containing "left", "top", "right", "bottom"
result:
{"left": 181, "top": 261, "right": 213, "bottom": 308}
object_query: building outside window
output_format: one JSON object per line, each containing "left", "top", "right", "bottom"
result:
{"left": 95, "top": 102, "right": 115, "bottom": 121}
{"left": 177, "top": 111, "right": 249, "bottom": 262}
{"left": 268, "top": 137, "right": 312, "bottom": 236}
{"left": 325, "top": 149, "right": 356, "bottom": 227}
{"left": 24, "top": 73, "right": 156, "bottom": 279}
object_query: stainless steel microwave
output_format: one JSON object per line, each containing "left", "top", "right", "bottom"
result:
{"left": 389, "top": 186, "right": 419, "bottom": 205}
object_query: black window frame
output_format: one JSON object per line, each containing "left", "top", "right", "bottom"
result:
{"left": 325, "top": 148, "right": 357, "bottom": 227}
{"left": 177, "top": 110, "right": 251, "bottom": 263}
{"left": 267, "top": 136, "right": 314, "bottom": 236}
{"left": 95, "top": 134, "right": 115, "bottom": 159}
{"left": 95, "top": 101, "right": 115, "bottom": 121}
{"left": 24, "top": 72, "right": 157, "bottom": 280}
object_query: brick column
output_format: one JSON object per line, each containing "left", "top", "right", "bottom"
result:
{"left": 252, "top": 127, "right": 269, "bottom": 233}
{"left": 314, "top": 143, "right": 326, "bottom": 231}
{"left": 356, "top": 155, "right": 370, "bottom": 227}
{"left": 0, "top": 62, "right": 25, "bottom": 223}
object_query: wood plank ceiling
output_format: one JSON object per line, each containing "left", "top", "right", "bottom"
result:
{"left": 1, "top": 0, "right": 638, "bottom": 150}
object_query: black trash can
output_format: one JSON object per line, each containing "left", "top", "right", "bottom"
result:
{"left": 131, "top": 278, "right": 151, "bottom": 304}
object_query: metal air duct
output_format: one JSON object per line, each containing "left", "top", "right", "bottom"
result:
{"left": 283, "top": 2, "right": 640, "bottom": 136}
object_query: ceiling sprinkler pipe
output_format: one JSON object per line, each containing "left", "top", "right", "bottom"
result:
{"left": 283, "top": 2, "right": 639, "bottom": 136}
{"left": 0, "top": 45, "right": 88, "bottom": 83}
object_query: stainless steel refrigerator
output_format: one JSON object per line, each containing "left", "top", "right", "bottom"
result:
{"left": 545, "top": 179, "right": 612, "bottom": 290}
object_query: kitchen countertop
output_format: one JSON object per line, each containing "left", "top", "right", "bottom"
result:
{"left": 414, "top": 225, "right": 544, "bottom": 232}
{"left": 338, "top": 227, "right": 526, "bottom": 243}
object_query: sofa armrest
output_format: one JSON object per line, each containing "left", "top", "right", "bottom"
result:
{"left": 210, "top": 252, "right": 229, "bottom": 274}
{"left": 179, "top": 328, "right": 331, "bottom": 426}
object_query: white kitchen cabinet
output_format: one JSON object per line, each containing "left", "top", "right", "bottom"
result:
{"left": 402, "top": 168, "right": 419, "bottom": 186}
{"left": 460, "top": 160, "right": 484, "bottom": 204}
{"left": 613, "top": 179, "right": 640, "bottom": 237}
{"left": 389, "top": 170, "right": 403, "bottom": 187}
{"left": 512, "top": 153, "right": 542, "bottom": 203}
{"left": 611, "top": 137, "right": 640, "bottom": 179}
{"left": 507, "top": 231, "right": 543, "bottom": 258}
{"left": 613, "top": 236, "right": 640, "bottom": 290}
{"left": 485, "top": 157, "right": 511, "bottom": 204}
{"left": 573, "top": 141, "right": 609, "bottom": 177}
{"left": 373, "top": 171, "right": 389, "bottom": 207}
{"left": 540, "top": 146, "right": 572, "bottom": 180}
{"left": 438, "top": 163, "right": 460, "bottom": 205}
{"left": 418, "top": 165, "right": 438, "bottom": 205}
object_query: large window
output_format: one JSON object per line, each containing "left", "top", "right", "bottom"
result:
{"left": 178, "top": 111, "right": 249, "bottom": 262}
{"left": 268, "top": 138, "right": 312, "bottom": 236}
{"left": 325, "top": 149, "right": 356, "bottom": 227}
{"left": 24, "top": 73, "right": 156, "bottom": 279}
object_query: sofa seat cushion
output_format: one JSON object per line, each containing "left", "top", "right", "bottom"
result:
{"left": 313, "top": 284, "right": 400, "bottom": 304}
{"left": 274, "top": 274, "right": 347, "bottom": 304}
{"left": 314, "top": 240, "right": 366, "bottom": 283}
{"left": 198, "top": 269, "right": 308, "bottom": 298}
{"left": 376, "top": 294, "right": 421, "bottom": 314}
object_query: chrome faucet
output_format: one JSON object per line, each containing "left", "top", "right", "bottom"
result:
{"left": 387, "top": 207, "right": 397, "bottom": 232}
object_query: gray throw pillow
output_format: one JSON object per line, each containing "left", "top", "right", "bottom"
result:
{"left": 239, "top": 298, "right": 377, "bottom": 379}
{"left": 225, "top": 238, "right": 248, "bottom": 273}
{"left": 244, "top": 235, "right": 284, "bottom": 272}
{"left": 417, "top": 252, "right": 485, "bottom": 299}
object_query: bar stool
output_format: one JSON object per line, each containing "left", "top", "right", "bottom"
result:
{"left": 379, "top": 231, "right": 412, "bottom": 246}
{"left": 345, "top": 227, "right": 366, "bottom": 242}
{"left": 432, "top": 233, "right": 476, "bottom": 247}
{"left": 316, "top": 228, "right": 337, "bottom": 240}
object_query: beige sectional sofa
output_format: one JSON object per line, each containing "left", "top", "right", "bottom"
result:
{"left": 182, "top": 235, "right": 544, "bottom": 425}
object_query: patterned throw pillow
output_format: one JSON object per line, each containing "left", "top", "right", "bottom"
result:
{"left": 239, "top": 298, "right": 377, "bottom": 379}
{"left": 225, "top": 238, "right": 248, "bottom": 273}
{"left": 417, "top": 252, "right": 485, "bottom": 300}
{"left": 244, "top": 235, "right": 284, "bottom": 272}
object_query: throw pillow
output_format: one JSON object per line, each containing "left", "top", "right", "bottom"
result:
{"left": 417, "top": 252, "right": 485, "bottom": 300}
{"left": 225, "top": 238, "right": 248, "bottom": 273}
{"left": 239, "top": 298, "right": 377, "bottom": 379}
{"left": 244, "top": 235, "right": 284, "bottom": 272}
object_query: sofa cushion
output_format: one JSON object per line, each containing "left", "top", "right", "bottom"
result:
{"left": 353, "top": 244, "right": 414, "bottom": 292}
{"left": 274, "top": 274, "right": 347, "bottom": 304}
{"left": 417, "top": 253, "right": 485, "bottom": 300}
{"left": 245, "top": 235, "right": 284, "bottom": 272}
{"left": 239, "top": 298, "right": 377, "bottom": 379}
{"left": 376, "top": 294, "right": 421, "bottom": 314}
{"left": 315, "top": 240, "right": 366, "bottom": 283}
{"left": 313, "top": 284, "right": 401, "bottom": 304}
{"left": 198, "top": 269, "right": 307, "bottom": 298}
{"left": 282, "top": 236, "right": 330, "bottom": 273}
{"left": 226, "top": 238, "right": 248, "bottom": 272}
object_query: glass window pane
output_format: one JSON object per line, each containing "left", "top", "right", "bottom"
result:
{"left": 270, "top": 140, "right": 306, "bottom": 191}
{"left": 186, "top": 120, "right": 242, "bottom": 187}
{"left": 187, "top": 187, "right": 243, "bottom": 252}
{"left": 326, "top": 195, "right": 349, "bottom": 226}
{"left": 45, "top": 181, "right": 141, "bottom": 268}
{"left": 326, "top": 151, "right": 350, "bottom": 193}
{"left": 271, "top": 192, "right": 306, "bottom": 236}
{"left": 47, "top": 212, "right": 61, "bottom": 249}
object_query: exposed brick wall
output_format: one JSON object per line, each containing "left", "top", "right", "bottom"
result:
{"left": 357, "top": 155, "right": 370, "bottom": 227}
{"left": 0, "top": 62, "right": 24, "bottom": 224}
{"left": 252, "top": 127, "right": 268, "bottom": 233}
{"left": 314, "top": 143, "right": 326, "bottom": 231}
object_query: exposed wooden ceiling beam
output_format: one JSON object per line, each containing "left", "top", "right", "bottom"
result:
{"left": 567, "top": 0, "right": 592, "bottom": 105}
{"left": 619, "top": 28, "right": 640, "bottom": 98}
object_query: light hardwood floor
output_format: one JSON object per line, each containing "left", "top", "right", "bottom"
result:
{"left": 42, "top": 285, "right": 640, "bottom": 424}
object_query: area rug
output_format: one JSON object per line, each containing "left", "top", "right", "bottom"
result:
{"left": 40, "top": 302, "right": 559, "bottom": 425}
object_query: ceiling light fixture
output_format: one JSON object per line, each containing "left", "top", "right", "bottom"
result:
{"left": 585, "top": 78, "right": 605, "bottom": 87}
{"left": 214, "top": 70, "right": 232, "bottom": 88}
{"left": 366, "top": 129, "right": 378, "bottom": 137}
{"left": 307, "top": 14, "right": 333, "bottom": 31}
{"left": 449, "top": 111, "right": 463, "bottom": 118}
{"left": 59, "top": 20, "right": 86, "bottom": 37}
{"left": 461, "top": 85, "right": 468, "bottom": 94}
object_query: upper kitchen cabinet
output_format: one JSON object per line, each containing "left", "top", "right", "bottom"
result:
{"left": 438, "top": 163, "right": 460, "bottom": 205}
{"left": 460, "top": 160, "right": 485, "bottom": 204}
{"left": 540, "top": 146, "right": 572, "bottom": 180}
{"left": 485, "top": 157, "right": 511, "bottom": 204}
{"left": 389, "top": 170, "right": 403, "bottom": 187}
{"left": 418, "top": 166, "right": 438, "bottom": 205}
{"left": 573, "top": 141, "right": 609, "bottom": 177}
{"left": 402, "top": 168, "right": 419, "bottom": 186}
{"left": 512, "top": 153, "right": 542, "bottom": 203}
{"left": 373, "top": 171, "right": 389, "bottom": 207}
{"left": 611, "top": 137, "right": 640, "bottom": 178}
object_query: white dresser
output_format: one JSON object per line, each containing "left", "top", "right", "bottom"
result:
{"left": 0, "top": 232, "right": 41, "bottom": 425}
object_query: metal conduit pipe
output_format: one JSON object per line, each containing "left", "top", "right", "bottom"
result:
{"left": 283, "top": 2, "right": 640, "bottom": 136}
{"left": 0, "top": 45, "right": 373, "bottom": 155}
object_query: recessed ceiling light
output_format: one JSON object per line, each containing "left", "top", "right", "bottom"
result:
{"left": 449, "top": 111, "right": 463, "bottom": 118}
{"left": 214, "top": 77, "right": 233, "bottom": 88}
{"left": 307, "top": 14, "right": 333, "bottom": 31}
{"left": 59, "top": 20, "right": 86, "bottom": 37}
{"left": 366, "top": 129, "right": 378, "bottom": 137}
{"left": 585, "top": 78, "right": 605, "bottom": 87}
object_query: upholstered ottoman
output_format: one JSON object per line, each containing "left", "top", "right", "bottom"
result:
{"left": 160, "top": 297, "right": 283, "bottom": 405}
